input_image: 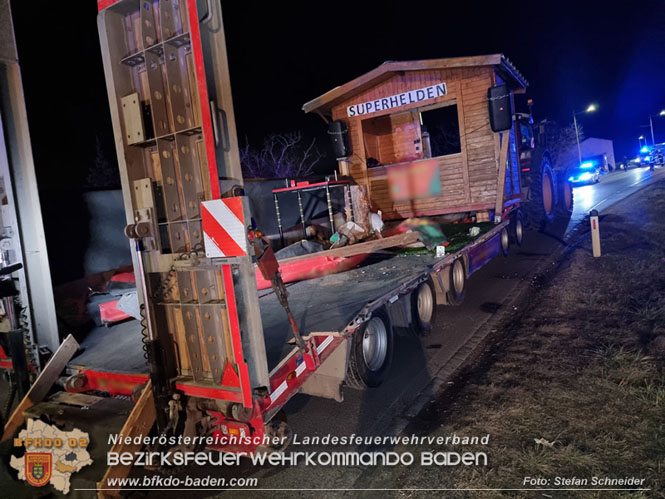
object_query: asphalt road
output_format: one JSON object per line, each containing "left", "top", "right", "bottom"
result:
{"left": 567, "top": 166, "right": 656, "bottom": 234}
{"left": 193, "top": 166, "right": 664, "bottom": 493}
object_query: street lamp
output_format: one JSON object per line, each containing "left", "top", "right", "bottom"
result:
{"left": 573, "top": 104, "right": 598, "bottom": 167}
{"left": 648, "top": 110, "right": 665, "bottom": 145}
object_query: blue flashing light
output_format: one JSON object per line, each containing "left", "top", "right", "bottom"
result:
{"left": 570, "top": 171, "right": 594, "bottom": 182}
{"left": 640, "top": 146, "right": 649, "bottom": 153}
{"left": 645, "top": 156, "right": 651, "bottom": 162}
{"left": 580, "top": 161, "right": 595, "bottom": 169}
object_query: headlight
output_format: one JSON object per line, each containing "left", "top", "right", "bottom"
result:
{"left": 579, "top": 172, "right": 592, "bottom": 181}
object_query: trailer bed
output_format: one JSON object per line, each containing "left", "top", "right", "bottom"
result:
{"left": 259, "top": 253, "right": 438, "bottom": 369}
{"left": 68, "top": 253, "right": 434, "bottom": 373}
{"left": 69, "top": 222, "right": 505, "bottom": 377}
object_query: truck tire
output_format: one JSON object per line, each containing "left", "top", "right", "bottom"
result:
{"left": 500, "top": 227, "right": 510, "bottom": 256}
{"left": 411, "top": 278, "right": 437, "bottom": 336}
{"left": 525, "top": 153, "right": 556, "bottom": 230}
{"left": 555, "top": 176, "right": 574, "bottom": 220}
{"left": 346, "top": 307, "right": 394, "bottom": 389}
{"left": 446, "top": 258, "right": 467, "bottom": 306}
{"left": 510, "top": 211, "right": 524, "bottom": 246}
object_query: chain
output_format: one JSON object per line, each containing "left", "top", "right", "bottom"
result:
{"left": 15, "top": 297, "right": 38, "bottom": 380}
{"left": 150, "top": 245, "right": 206, "bottom": 303}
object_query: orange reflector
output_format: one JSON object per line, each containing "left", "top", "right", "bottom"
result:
{"left": 287, "top": 371, "right": 296, "bottom": 381}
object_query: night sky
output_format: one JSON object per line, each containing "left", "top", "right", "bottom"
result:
{"left": 6, "top": 0, "right": 665, "bottom": 281}
{"left": 11, "top": 1, "right": 665, "bottom": 185}
{"left": 222, "top": 1, "right": 665, "bottom": 162}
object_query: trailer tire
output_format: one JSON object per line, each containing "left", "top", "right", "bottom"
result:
{"left": 411, "top": 278, "right": 437, "bottom": 336}
{"left": 346, "top": 307, "right": 393, "bottom": 389}
{"left": 525, "top": 153, "right": 556, "bottom": 230}
{"left": 446, "top": 258, "right": 467, "bottom": 306}
{"left": 555, "top": 177, "right": 574, "bottom": 220}
{"left": 500, "top": 227, "right": 510, "bottom": 256}
{"left": 510, "top": 211, "right": 524, "bottom": 246}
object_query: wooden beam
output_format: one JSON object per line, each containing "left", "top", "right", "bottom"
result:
{"left": 275, "top": 231, "right": 420, "bottom": 266}
{"left": 494, "top": 131, "right": 510, "bottom": 221}
{"left": 456, "top": 81, "right": 472, "bottom": 204}
{"left": 97, "top": 381, "right": 156, "bottom": 498}
{"left": 350, "top": 185, "right": 370, "bottom": 236}
{"left": 1, "top": 334, "right": 79, "bottom": 442}
{"left": 315, "top": 109, "right": 329, "bottom": 124}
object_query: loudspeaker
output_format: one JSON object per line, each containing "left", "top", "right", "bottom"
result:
{"left": 328, "top": 120, "right": 351, "bottom": 159}
{"left": 487, "top": 85, "right": 512, "bottom": 132}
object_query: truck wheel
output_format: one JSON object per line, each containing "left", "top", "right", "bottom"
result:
{"left": 525, "top": 154, "right": 556, "bottom": 230}
{"left": 500, "top": 227, "right": 510, "bottom": 256}
{"left": 411, "top": 278, "right": 437, "bottom": 335}
{"left": 555, "top": 178, "right": 574, "bottom": 220}
{"left": 510, "top": 212, "right": 524, "bottom": 246}
{"left": 446, "top": 258, "right": 466, "bottom": 306}
{"left": 346, "top": 307, "right": 394, "bottom": 389}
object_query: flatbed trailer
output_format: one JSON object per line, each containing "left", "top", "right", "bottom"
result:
{"left": 3, "top": 1, "right": 538, "bottom": 490}
{"left": 64, "top": 217, "right": 512, "bottom": 447}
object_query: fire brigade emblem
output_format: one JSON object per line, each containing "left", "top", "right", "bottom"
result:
{"left": 10, "top": 419, "right": 92, "bottom": 494}
{"left": 25, "top": 453, "right": 52, "bottom": 487}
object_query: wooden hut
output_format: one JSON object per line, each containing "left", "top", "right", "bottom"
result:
{"left": 303, "top": 54, "right": 528, "bottom": 221}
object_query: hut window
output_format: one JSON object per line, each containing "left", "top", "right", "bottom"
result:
{"left": 420, "top": 104, "right": 461, "bottom": 157}
{"left": 362, "top": 115, "right": 395, "bottom": 166}
{"left": 362, "top": 110, "right": 422, "bottom": 166}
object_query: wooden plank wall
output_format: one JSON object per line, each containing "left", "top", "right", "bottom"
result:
{"left": 461, "top": 72, "right": 497, "bottom": 205}
{"left": 332, "top": 67, "right": 498, "bottom": 219}
{"left": 368, "top": 153, "right": 467, "bottom": 217}
{"left": 390, "top": 112, "right": 421, "bottom": 164}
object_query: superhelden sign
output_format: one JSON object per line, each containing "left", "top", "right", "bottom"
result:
{"left": 347, "top": 82, "right": 447, "bottom": 117}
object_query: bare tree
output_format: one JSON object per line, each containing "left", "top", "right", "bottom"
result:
{"left": 546, "top": 121, "right": 583, "bottom": 170}
{"left": 427, "top": 123, "right": 461, "bottom": 157}
{"left": 240, "top": 132, "right": 324, "bottom": 178}
{"left": 85, "top": 135, "right": 120, "bottom": 189}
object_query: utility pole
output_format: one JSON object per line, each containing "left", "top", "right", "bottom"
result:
{"left": 573, "top": 112, "right": 582, "bottom": 167}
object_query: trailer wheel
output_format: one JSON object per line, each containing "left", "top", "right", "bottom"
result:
{"left": 446, "top": 258, "right": 467, "bottom": 306}
{"left": 525, "top": 153, "right": 556, "bottom": 230}
{"left": 510, "top": 211, "right": 524, "bottom": 246}
{"left": 555, "top": 177, "right": 574, "bottom": 220}
{"left": 411, "top": 278, "right": 437, "bottom": 335}
{"left": 346, "top": 307, "right": 393, "bottom": 389}
{"left": 500, "top": 227, "right": 510, "bottom": 256}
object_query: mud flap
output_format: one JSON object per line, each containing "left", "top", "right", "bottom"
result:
{"left": 300, "top": 338, "right": 350, "bottom": 402}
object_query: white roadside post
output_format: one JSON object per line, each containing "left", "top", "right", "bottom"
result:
{"left": 590, "top": 209, "right": 601, "bottom": 257}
